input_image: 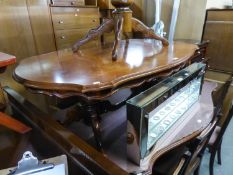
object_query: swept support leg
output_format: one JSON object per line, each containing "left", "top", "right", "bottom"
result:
{"left": 131, "top": 18, "right": 169, "bottom": 46}
{"left": 72, "top": 19, "right": 115, "bottom": 52}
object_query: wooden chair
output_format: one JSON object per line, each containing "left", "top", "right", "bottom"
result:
{"left": 182, "top": 118, "right": 218, "bottom": 175}
{"left": 152, "top": 117, "right": 217, "bottom": 175}
{"left": 152, "top": 76, "right": 232, "bottom": 175}
{"left": 204, "top": 72, "right": 233, "bottom": 175}
{"left": 211, "top": 75, "right": 232, "bottom": 118}
{"left": 208, "top": 95, "right": 233, "bottom": 175}
{"left": 152, "top": 131, "right": 202, "bottom": 175}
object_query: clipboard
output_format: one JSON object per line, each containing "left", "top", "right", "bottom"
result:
{"left": 0, "top": 151, "right": 68, "bottom": 175}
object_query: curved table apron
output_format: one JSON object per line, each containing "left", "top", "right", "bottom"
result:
{"left": 13, "top": 40, "right": 198, "bottom": 151}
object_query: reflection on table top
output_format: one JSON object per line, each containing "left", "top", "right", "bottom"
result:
{"left": 13, "top": 40, "right": 197, "bottom": 98}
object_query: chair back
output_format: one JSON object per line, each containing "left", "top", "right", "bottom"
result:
{"left": 152, "top": 131, "right": 202, "bottom": 175}
{"left": 183, "top": 118, "right": 218, "bottom": 175}
{"left": 211, "top": 76, "right": 232, "bottom": 118}
{"left": 214, "top": 100, "right": 233, "bottom": 148}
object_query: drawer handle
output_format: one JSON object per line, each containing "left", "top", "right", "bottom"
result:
{"left": 71, "top": 1, "right": 76, "bottom": 5}
{"left": 92, "top": 19, "right": 96, "bottom": 22}
{"left": 59, "top": 20, "right": 64, "bottom": 24}
{"left": 60, "top": 36, "right": 66, "bottom": 39}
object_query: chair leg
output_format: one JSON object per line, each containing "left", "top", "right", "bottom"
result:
{"left": 217, "top": 141, "right": 222, "bottom": 165}
{"left": 209, "top": 150, "right": 217, "bottom": 175}
{"left": 194, "top": 165, "right": 200, "bottom": 175}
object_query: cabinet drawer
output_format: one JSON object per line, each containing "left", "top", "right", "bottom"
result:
{"left": 55, "top": 29, "right": 100, "bottom": 50}
{"left": 207, "top": 10, "right": 233, "bottom": 22}
{"left": 51, "top": 0, "right": 85, "bottom": 6}
{"left": 51, "top": 7, "right": 100, "bottom": 30}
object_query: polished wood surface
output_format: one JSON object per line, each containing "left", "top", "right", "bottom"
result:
{"left": 202, "top": 9, "right": 233, "bottom": 73}
{"left": 0, "top": 112, "right": 31, "bottom": 134}
{"left": 0, "top": 52, "right": 16, "bottom": 68}
{"left": 14, "top": 41, "right": 198, "bottom": 100}
{"left": 13, "top": 40, "right": 198, "bottom": 151}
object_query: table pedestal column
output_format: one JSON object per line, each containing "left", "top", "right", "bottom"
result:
{"left": 86, "top": 104, "right": 104, "bottom": 153}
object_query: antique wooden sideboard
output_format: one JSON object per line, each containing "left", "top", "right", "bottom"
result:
{"left": 50, "top": 0, "right": 100, "bottom": 50}
{"left": 202, "top": 9, "right": 233, "bottom": 73}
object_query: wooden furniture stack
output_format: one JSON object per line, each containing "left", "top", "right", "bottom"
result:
{"left": 202, "top": 9, "right": 233, "bottom": 73}
{"left": 50, "top": 0, "right": 100, "bottom": 50}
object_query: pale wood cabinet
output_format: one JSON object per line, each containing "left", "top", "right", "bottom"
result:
{"left": 50, "top": 0, "right": 100, "bottom": 50}
{"left": 50, "top": 0, "right": 97, "bottom": 6}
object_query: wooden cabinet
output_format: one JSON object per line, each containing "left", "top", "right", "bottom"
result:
{"left": 51, "top": 7, "right": 99, "bottom": 30}
{"left": 54, "top": 28, "right": 99, "bottom": 49}
{"left": 202, "top": 9, "right": 233, "bottom": 73}
{"left": 51, "top": 0, "right": 97, "bottom": 6}
{"left": 50, "top": 1, "right": 100, "bottom": 50}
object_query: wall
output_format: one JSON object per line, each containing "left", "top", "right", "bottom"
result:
{"left": 143, "top": 0, "right": 208, "bottom": 41}
{"left": 206, "top": 0, "right": 232, "bottom": 9}
{"left": 175, "top": 0, "right": 207, "bottom": 40}
{"left": 144, "top": 0, "right": 173, "bottom": 36}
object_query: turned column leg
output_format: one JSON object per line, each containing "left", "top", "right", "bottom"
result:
{"left": 112, "top": 14, "right": 123, "bottom": 61}
{"left": 86, "top": 104, "right": 104, "bottom": 153}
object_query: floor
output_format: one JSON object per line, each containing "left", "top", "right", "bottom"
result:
{"left": 200, "top": 116, "right": 233, "bottom": 175}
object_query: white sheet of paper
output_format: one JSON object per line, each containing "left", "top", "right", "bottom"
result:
{"left": 32, "top": 164, "right": 66, "bottom": 175}
{"left": 0, "top": 155, "right": 68, "bottom": 175}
